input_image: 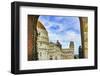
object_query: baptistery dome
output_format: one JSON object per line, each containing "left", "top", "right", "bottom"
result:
{"left": 37, "top": 21, "right": 49, "bottom": 60}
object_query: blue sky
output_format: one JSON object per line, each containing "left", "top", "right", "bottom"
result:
{"left": 38, "top": 15, "right": 81, "bottom": 54}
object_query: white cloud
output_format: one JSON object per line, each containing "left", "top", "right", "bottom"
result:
{"left": 38, "top": 16, "right": 82, "bottom": 54}
{"left": 65, "top": 30, "right": 81, "bottom": 42}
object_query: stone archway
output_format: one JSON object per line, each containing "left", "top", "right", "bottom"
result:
{"left": 28, "top": 15, "right": 88, "bottom": 60}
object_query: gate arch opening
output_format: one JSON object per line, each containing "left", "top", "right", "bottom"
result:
{"left": 28, "top": 15, "right": 88, "bottom": 61}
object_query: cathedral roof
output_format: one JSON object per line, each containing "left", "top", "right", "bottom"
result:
{"left": 37, "top": 21, "right": 46, "bottom": 31}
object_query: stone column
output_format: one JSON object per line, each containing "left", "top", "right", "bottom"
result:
{"left": 28, "top": 15, "right": 39, "bottom": 60}
{"left": 79, "top": 17, "right": 88, "bottom": 58}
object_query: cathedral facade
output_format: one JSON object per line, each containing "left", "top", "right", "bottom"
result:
{"left": 37, "top": 21, "right": 74, "bottom": 60}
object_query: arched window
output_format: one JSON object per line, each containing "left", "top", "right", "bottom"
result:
{"left": 38, "top": 32, "right": 40, "bottom": 36}
{"left": 49, "top": 56, "right": 53, "bottom": 60}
